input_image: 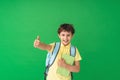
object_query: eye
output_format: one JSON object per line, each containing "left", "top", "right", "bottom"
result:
{"left": 62, "top": 34, "right": 65, "bottom": 36}
{"left": 67, "top": 34, "right": 70, "bottom": 37}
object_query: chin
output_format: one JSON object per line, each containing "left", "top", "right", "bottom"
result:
{"left": 63, "top": 42, "right": 69, "bottom": 46}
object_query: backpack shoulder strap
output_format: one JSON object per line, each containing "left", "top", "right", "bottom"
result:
{"left": 46, "top": 42, "right": 60, "bottom": 67}
{"left": 70, "top": 45, "right": 76, "bottom": 57}
{"left": 70, "top": 45, "right": 76, "bottom": 80}
{"left": 49, "top": 42, "right": 60, "bottom": 66}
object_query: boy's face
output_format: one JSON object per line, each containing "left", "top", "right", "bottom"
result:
{"left": 58, "top": 30, "right": 73, "bottom": 46}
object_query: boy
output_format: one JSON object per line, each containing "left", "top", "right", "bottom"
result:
{"left": 33, "top": 23, "right": 82, "bottom": 80}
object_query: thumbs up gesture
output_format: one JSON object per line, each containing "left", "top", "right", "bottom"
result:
{"left": 34, "top": 36, "right": 40, "bottom": 48}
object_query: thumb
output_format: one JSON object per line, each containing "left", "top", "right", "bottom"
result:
{"left": 37, "top": 36, "right": 40, "bottom": 40}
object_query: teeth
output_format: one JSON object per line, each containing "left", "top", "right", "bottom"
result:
{"left": 63, "top": 40, "right": 68, "bottom": 42}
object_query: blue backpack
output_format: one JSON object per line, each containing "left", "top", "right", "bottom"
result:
{"left": 44, "top": 42, "right": 76, "bottom": 80}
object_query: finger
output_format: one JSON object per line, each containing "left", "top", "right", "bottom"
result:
{"left": 37, "top": 36, "right": 40, "bottom": 40}
{"left": 35, "top": 40, "right": 39, "bottom": 45}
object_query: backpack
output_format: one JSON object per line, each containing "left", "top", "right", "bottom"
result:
{"left": 44, "top": 42, "right": 76, "bottom": 80}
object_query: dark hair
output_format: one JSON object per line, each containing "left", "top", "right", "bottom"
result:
{"left": 57, "top": 23, "right": 75, "bottom": 35}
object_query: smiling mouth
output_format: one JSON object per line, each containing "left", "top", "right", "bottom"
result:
{"left": 63, "top": 40, "right": 68, "bottom": 43}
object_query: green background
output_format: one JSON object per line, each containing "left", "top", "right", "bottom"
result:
{"left": 0, "top": 0, "right": 120, "bottom": 80}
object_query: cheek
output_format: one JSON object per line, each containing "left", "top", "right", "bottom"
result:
{"left": 68, "top": 38, "right": 71, "bottom": 40}
{"left": 68, "top": 36, "right": 72, "bottom": 40}
{"left": 59, "top": 36, "right": 63, "bottom": 40}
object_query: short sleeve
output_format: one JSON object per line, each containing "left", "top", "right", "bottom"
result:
{"left": 47, "top": 42, "right": 55, "bottom": 53}
{"left": 74, "top": 48, "right": 82, "bottom": 61}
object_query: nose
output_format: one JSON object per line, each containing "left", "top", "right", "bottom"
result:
{"left": 64, "top": 35, "right": 68, "bottom": 40}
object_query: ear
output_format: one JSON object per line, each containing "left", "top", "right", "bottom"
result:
{"left": 71, "top": 34, "right": 74, "bottom": 38}
{"left": 71, "top": 33, "right": 74, "bottom": 36}
{"left": 58, "top": 34, "right": 60, "bottom": 38}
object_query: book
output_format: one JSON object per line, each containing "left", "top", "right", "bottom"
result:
{"left": 56, "top": 54, "right": 74, "bottom": 77}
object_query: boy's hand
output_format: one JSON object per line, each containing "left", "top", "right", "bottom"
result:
{"left": 58, "top": 58, "right": 66, "bottom": 68}
{"left": 34, "top": 36, "right": 40, "bottom": 48}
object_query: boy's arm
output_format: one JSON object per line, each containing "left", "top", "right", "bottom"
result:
{"left": 65, "top": 61, "right": 80, "bottom": 72}
{"left": 58, "top": 59, "right": 80, "bottom": 72}
{"left": 37, "top": 42, "right": 52, "bottom": 51}
{"left": 33, "top": 36, "right": 52, "bottom": 51}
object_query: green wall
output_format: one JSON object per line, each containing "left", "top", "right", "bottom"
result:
{"left": 0, "top": 0, "right": 120, "bottom": 80}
